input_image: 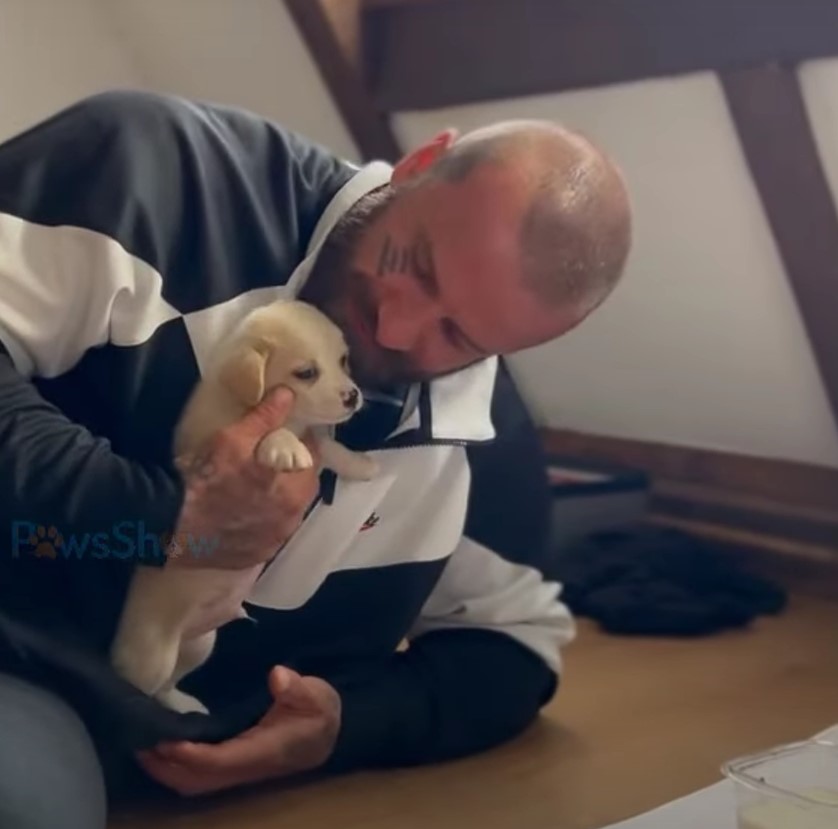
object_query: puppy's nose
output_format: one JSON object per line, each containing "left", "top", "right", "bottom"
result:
{"left": 342, "top": 388, "right": 360, "bottom": 410}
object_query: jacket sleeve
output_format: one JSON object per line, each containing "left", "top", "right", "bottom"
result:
{"left": 0, "top": 346, "right": 185, "bottom": 561}
{"left": 0, "top": 87, "right": 351, "bottom": 573}
{"left": 324, "top": 363, "right": 575, "bottom": 771}
{"left": 0, "top": 95, "right": 190, "bottom": 573}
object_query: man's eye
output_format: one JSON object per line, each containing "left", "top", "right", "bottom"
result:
{"left": 441, "top": 319, "right": 468, "bottom": 351}
{"left": 293, "top": 366, "right": 319, "bottom": 382}
{"left": 441, "top": 319, "right": 486, "bottom": 357}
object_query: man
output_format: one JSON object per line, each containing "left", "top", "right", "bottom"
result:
{"left": 0, "top": 90, "right": 631, "bottom": 827}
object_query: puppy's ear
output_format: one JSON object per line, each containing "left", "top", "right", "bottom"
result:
{"left": 218, "top": 339, "right": 270, "bottom": 407}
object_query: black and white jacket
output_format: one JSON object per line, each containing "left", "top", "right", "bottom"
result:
{"left": 0, "top": 90, "right": 575, "bottom": 774}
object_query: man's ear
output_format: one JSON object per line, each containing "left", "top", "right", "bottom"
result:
{"left": 218, "top": 340, "right": 270, "bottom": 407}
{"left": 392, "top": 128, "right": 459, "bottom": 184}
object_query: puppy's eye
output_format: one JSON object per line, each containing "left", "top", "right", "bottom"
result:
{"left": 340, "top": 353, "right": 349, "bottom": 370}
{"left": 293, "top": 365, "right": 319, "bottom": 382}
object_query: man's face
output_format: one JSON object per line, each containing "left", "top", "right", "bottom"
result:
{"left": 301, "top": 168, "right": 579, "bottom": 390}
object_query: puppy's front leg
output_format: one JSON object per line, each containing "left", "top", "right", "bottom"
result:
{"left": 317, "top": 435, "right": 379, "bottom": 481}
{"left": 110, "top": 621, "right": 182, "bottom": 700}
{"left": 257, "top": 428, "right": 313, "bottom": 471}
{"left": 155, "top": 631, "right": 217, "bottom": 715}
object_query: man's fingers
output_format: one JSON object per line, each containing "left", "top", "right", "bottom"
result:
{"left": 227, "top": 386, "right": 295, "bottom": 450}
{"left": 154, "top": 730, "right": 275, "bottom": 773}
{"left": 160, "top": 741, "right": 229, "bottom": 769}
{"left": 268, "top": 665, "right": 298, "bottom": 699}
{"left": 136, "top": 750, "right": 225, "bottom": 796}
{"left": 268, "top": 666, "right": 321, "bottom": 712}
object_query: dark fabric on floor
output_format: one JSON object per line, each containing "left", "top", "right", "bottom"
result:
{"left": 550, "top": 526, "right": 787, "bottom": 636}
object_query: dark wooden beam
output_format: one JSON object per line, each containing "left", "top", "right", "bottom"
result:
{"left": 542, "top": 429, "right": 838, "bottom": 514}
{"left": 720, "top": 65, "right": 838, "bottom": 433}
{"left": 366, "top": 0, "right": 838, "bottom": 111}
{"left": 362, "top": 0, "right": 457, "bottom": 8}
{"left": 542, "top": 429, "right": 838, "bottom": 575}
{"left": 283, "top": 0, "right": 401, "bottom": 162}
{"left": 651, "top": 481, "right": 838, "bottom": 552}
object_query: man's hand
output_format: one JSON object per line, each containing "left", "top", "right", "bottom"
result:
{"left": 136, "top": 666, "right": 340, "bottom": 796}
{"left": 168, "top": 387, "right": 320, "bottom": 570}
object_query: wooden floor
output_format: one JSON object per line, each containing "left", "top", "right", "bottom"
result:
{"left": 110, "top": 594, "right": 838, "bottom": 829}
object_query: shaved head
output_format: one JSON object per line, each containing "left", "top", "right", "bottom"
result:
{"left": 422, "top": 120, "right": 632, "bottom": 319}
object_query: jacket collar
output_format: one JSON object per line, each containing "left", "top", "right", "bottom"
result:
{"left": 284, "top": 161, "right": 498, "bottom": 447}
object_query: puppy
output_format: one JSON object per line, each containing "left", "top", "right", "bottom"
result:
{"left": 109, "top": 300, "right": 377, "bottom": 715}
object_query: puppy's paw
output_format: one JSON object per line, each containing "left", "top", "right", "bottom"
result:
{"left": 156, "top": 687, "right": 210, "bottom": 716}
{"left": 257, "top": 431, "right": 313, "bottom": 471}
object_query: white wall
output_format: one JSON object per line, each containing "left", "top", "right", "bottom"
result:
{"left": 100, "top": 0, "right": 359, "bottom": 162}
{"left": 393, "top": 72, "right": 838, "bottom": 468}
{"left": 0, "top": 0, "right": 146, "bottom": 141}
{"left": 0, "top": 0, "right": 359, "bottom": 161}
{"left": 801, "top": 58, "right": 838, "bottom": 226}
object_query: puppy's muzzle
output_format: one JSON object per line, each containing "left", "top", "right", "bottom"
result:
{"left": 342, "top": 388, "right": 360, "bottom": 411}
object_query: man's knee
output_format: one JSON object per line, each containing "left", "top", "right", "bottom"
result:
{"left": 0, "top": 673, "right": 107, "bottom": 829}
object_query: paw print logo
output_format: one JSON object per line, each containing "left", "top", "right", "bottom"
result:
{"left": 28, "top": 525, "right": 63, "bottom": 559}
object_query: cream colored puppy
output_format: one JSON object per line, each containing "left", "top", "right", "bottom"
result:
{"left": 109, "top": 300, "right": 378, "bottom": 715}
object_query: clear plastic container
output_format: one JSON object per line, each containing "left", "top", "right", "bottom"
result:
{"left": 722, "top": 739, "right": 838, "bottom": 828}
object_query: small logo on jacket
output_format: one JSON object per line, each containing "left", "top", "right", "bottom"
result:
{"left": 359, "top": 513, "right": 380, "bottom": 532}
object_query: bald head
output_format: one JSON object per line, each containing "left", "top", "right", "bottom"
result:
{"left": 422, "top": 120, "right": 632, "bottom": 318}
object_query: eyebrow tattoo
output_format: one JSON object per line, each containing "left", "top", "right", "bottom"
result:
{"left": 377, "top": 235, "right": 411, "bottom": 277}
{"left": 410, "top": 229, "right": 439, "bottom": 297}
{"left": 443, "top": 318, "right": 490, "bottom": 356}
{"left": 377, "top": 229, "right": 437, "bottom": 281}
